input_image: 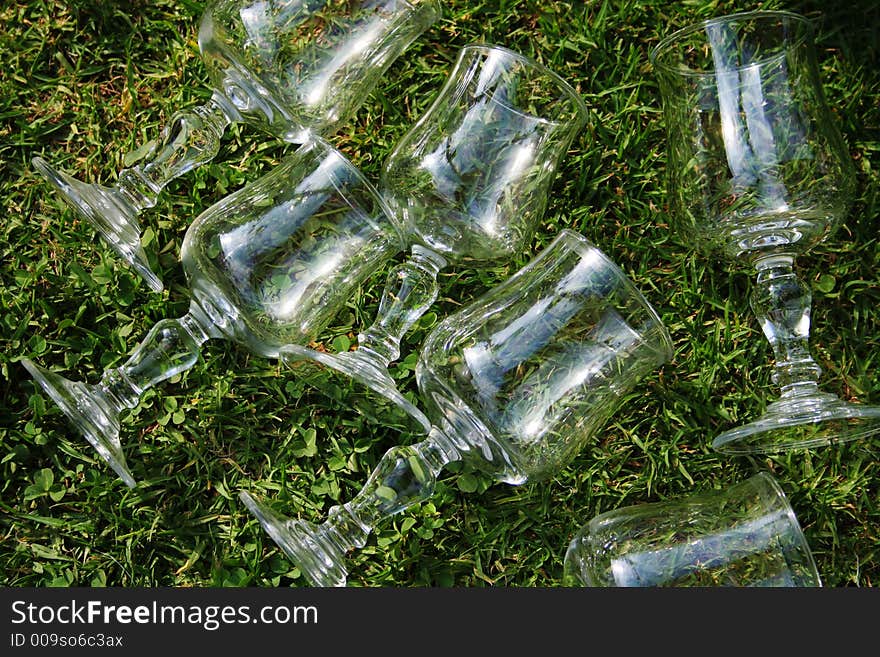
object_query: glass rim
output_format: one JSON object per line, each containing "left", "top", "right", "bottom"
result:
{"left": 555, "top": 229, "right": 674, "bottom": 361}
{"left": 750, "top": 471, "right": 823, "bottom": 586}
{"left": 459, "top": 43, "right": 591, "bottom": 125}
{"left": 649, "top": 10, "right": 815, "bottom": 78}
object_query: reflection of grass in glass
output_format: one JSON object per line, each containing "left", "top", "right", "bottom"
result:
{"left": 661, "top": 43, "right": 855, "bottom": 260}
{"left": 270, "top": 1, "right": 429, "bottom": 119}
{"left": 12, "top": 1, "right": 877, "bottom": 589}
{"left": 588, "top": 481, "right": 811, "bottom": 587}
{"left": 232, "top": 0, "right": 384, "bottom": 78}
{"left": 389, "top": 93, "right": 562, "bottom": 261}
{"left": 204, "top": 0, "right": 440, "bottom": 135}
{"left": 382, "top": 46, "right": 586, "bottom": 266}
{"left": 430, "top": 280, "right": 661, "bottom": 481}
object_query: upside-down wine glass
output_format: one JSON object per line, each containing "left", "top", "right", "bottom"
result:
{"left": 281, "top": 43, "right": 590, "bottom": 431}
{"left": 651, "top": 10, "right": 880, "bottom": 453}
{"left": 563, "top": 472, "right": 821, "bottom": 587}
{"left": 32, "top": 0, "right": 441, "bottom": 292}
{"left": 23, "top": 136, "right": 404, "bottom": 487}
{"left": 241, "top": 229, "right": 673, "bottom": 586}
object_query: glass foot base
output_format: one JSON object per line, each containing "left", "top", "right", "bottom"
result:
{"left": 712, "top": 390, "right": 880, "bottom": 454}
{"left": 32, "top": 156, "right": 164, "bottom": 293}
{"left": 239, "top": 491, "right": 349, "bottom": 587}
{"left": 280, "top": 345, "right": 432, "bottom": 434}
{"left": 22, "top": 358, "right": 136, "bottom": 487}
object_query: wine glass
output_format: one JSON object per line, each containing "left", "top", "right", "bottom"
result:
{"left": 281, "top": 43, "right": 590, "bottom": 432}
{"left": 240, "top": 229, "right": 673, "bottom": 586}
{"left": 563, "top": 472, "right": 822, "bottom": 587}
{"left": 22, "top": 135, "right": 404, "bottom": 488}
{"left": 31, "top": 0, "right": 441, "bottom": 292}
{"left": 650, "top": 10, "right": 880, "bottom": 453}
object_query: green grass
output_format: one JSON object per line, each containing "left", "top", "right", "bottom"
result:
{"left": 1, "top": 0, "right": 878, "bottom": 588}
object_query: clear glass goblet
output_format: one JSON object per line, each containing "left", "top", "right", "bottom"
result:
{"left": 650, "top": 10, "right": 880, "bottom": 453}
{"left": 241, "top": 229, "right": 673, "bottom": 586}
{"left": 32, "top": 0, "right": 440, "bottom": 292}
{"left": 563, "top": 472, "right": 822, "bottom": 587}
{"left": 281, "top": 43, "right": 590, "bottom": 431}
{"left": 22, "top": 136, "right": 403, "bottom": 488}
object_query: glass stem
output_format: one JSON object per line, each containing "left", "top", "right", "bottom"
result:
{"left": 114, "top": 92, "right": 239, "bottom": 215}
{"left": 96, "top": 302, "right": 219, "bottom": 415}
{"left": 306, "top": 427, "right": 460, "bottom": 560}
{"left": 355, "top": 245, "right": 448, "bottom": 367}
{"left": 750, "top": 254, "right": 823, "bottom": 398}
